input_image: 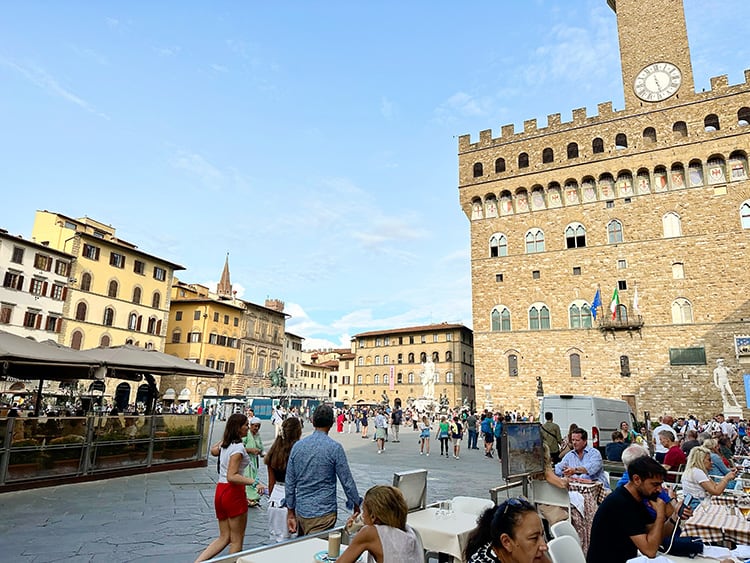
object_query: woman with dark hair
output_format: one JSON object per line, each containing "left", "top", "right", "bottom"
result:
{"left": 464, "top": 498, "right": 549, "bottom": 563}
{"left": 264, "top": 417, "right": 303, "bottom": 542}
{"left": 194, "top": 413, "right": 258, "bottom": 562}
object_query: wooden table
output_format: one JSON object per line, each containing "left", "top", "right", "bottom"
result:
{"left": 681, "top": 502, "right": 750, "bottom": 546}
{"left": 407, "top": 507, "right": 479, "bottom": 562}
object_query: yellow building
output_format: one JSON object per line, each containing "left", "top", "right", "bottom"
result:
{"left": 30, "top": 210, "right": 184, "bottom": 407}
{"left": 352, "top": 323, "right": 475, "bottom": 408}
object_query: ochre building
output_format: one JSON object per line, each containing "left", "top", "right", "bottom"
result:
{"left": 458, "top": 0, "right": 750, "bottom": 419}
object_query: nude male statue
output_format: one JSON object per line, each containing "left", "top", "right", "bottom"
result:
{"left": 714, "top": 358, "right": 740, "bottom": 408}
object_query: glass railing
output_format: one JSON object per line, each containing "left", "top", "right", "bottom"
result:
{"left": 1, "top": 414, "right": 207, "bottom": 484}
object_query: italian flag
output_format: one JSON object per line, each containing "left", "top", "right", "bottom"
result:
{"left": 610, "top": 288, "right": 620, "bottom": 320}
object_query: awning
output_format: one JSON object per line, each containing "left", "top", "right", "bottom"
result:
{"left": 82, "top": 344, "right": 224, "bottom": 379}
{"left": 162, "top": 388, "right": 177, "bottom": 400}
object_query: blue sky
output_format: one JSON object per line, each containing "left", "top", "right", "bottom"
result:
{"left": 1, "top": 1, "right": 749, "bottom": 350}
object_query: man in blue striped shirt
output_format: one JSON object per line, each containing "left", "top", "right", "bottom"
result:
{"left": 285, "top": 404, "right": 362, "bottom": 535}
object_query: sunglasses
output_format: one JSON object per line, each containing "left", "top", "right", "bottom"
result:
{"left": 498, "top": 497, "right": 535, "bottom": 515}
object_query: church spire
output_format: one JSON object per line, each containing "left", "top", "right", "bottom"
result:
{"left": 217, "top": 253, "right": 233, "bottom": 298}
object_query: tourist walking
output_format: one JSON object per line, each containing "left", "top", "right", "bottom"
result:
{"left": 242, "top": 417, "right": 265, "bottom": 507}
{"left": 375, "top": 409, "right": 388, "bottom": 454}
{"left": 418, "top": 415, "right": 431, "bottom": 456}
{"left": 437, "top": 415, "right": 450, "bottom": 457}
{"left": 451, "top": 416, "right": 463, "bottom": 459}
{"left": 195, "top": 413, "right": 262, "bottom": 562}
{"left": 264, "top": 417, "right": 302, "bottom": 543}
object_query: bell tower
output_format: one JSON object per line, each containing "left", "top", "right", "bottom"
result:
{"left": 608, "top": 0, "right": 695, "bottom": 110}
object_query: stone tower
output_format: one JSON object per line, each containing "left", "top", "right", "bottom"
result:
{"left": 458, "top": 1, "right": 750, "bottom": 420}
{"left": 217, "top": 253, "right": 232, "bottom": 299}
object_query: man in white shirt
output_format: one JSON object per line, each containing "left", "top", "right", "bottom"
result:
{"left": 652, "top": 416, "right": 676, "bottom": 463}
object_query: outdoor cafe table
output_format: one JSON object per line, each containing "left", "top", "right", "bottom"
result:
{"left": 407, "top": 506, "right": 479, "bottom": 562}
{"left": 236, "top": 537, "right": 329, "bottom": 563}
{"left": 568, "top": 480, "right": 610, "bottom": 554}
{"left": 681, "top": 503, "right": 750, "bottom": 546}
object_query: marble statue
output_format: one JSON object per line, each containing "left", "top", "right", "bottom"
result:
{"left": 714, "top": 359, "right": 740, "bottom": 409}
{"left": 420, "top": 359, "right": 436, "bottom": 400}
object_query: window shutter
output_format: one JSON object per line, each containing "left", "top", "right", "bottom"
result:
{"left": 56, "top": 318, "right": 62, "bottom": 332}
{"left": 62, "top": 287, "right": 67, "bottom": 301}
{"left": 42, "top": 281, "right": 48, "bottom": 296}
{"left": 95, "top": 247, "right": 100, "bottom": 260}
{"left": 35, "top": 314, "right": 42, "bottom": 329}
{"left": 136, "top": 315, "right": 142, "bottom": 331}
{"left": 17, "top": 275, "right": 24, "bottom": 290}
{"left": 156, "top": 320, "right": 162, "bottom": 334}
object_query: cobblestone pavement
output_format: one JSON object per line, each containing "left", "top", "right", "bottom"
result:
{"left": 1, "top": 421, "right": 507, "bottom": 562}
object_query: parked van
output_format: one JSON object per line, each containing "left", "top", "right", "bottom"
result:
{"left": 540, "top": 395, "right": 636, "bottom": 451}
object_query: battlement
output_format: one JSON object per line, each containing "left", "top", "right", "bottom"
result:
{"left": 458, "top": 69, "right": 750, "bottom": 152}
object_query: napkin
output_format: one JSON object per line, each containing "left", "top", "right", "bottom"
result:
{"left": 732, "top": 543, "right": 750, "bottom": 558}
{"left": 702, "top": 545, "right": 732, "bottom": 558}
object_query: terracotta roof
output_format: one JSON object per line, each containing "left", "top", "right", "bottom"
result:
{"left": 353, "top": 322, "right": 469, "bottom": 338}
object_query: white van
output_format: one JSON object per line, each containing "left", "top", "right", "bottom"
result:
{"left": 540, "top": 394, "right": 636, "bottom": 451}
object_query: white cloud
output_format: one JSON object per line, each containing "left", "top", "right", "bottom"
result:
{"left": 0, "top": 56, "right": 109, "bottom": 119}
{"left": 433, "top": 91, "right": 494, "bottom": 124}
{"left": 155, "top": 45, "right": 181, "bottom": 57}
{"left": 169, "top": 150, "right": 223, "bottom": 190}
{"left": 380, "top": 96, "right": 395, "bottom": 120}
{"left": 105, "top": 17, "right": 119, "bottom": 28}
{"left": 211, "top": 63, "right": 228, "bottom": 73}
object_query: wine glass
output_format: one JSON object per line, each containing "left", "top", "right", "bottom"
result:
{"left": 737, "top": 496, "right": 750, "bottom": 519}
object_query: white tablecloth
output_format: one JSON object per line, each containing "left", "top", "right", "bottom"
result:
{"left": 236, "top": 537, "right": 328, "bottom": 563}
{"left": 407, "top": 507, "right": 479, "bottom": 562}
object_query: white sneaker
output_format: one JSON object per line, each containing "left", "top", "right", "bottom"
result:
{"left": 426, "top": 453, "right": 430, "bottom": 456}
{"left": 420, "top": 451, "right": 424, "bottom": 455}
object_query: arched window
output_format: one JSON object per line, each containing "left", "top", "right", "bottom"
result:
{"left": 103, "top": 307, "right": 114, "bottom": 326}
{"left": 670, "top": 163, "right": 686, "bottom": 189}
{"left": 495, "top": 158, "right": 506, "bottom": 173}
{"left": 108, "top": 280, "right": 118, "bottom": 298}
{"left": 132, "top": 287, "right": 142, "bottom": 304}
{"left": 508, "top": 354, "right": 518, "bottom": 377}
{"left": 357, "top": 356, "right": 364, "bottom": 366}
{"left": 374, "top": 374, "right": 380, "bottom": 384}
{"left": 662, "top": 212, "right": 682, "bottom": 238}
{"left": 615, "top": 133, "right": 628, "bottom": 149}
{"left": 383, "top": 373, "right": 389, "bottom": 385}
{"left": 491, "top": 307, "right": 511, "bottom": 331}
{"left": 152, "top": 291, "right": 161, "bottom": 309}
{"left": 570, "top": 354, "right": 581, "bottom": 377}
{"left": 489, "top": 233, "right": 508, "bottom": 257}
{"left": 445, "top": 351, "right": 452, "bottom": 361}
{"left": 100, "top": 335, "right": 111, "bottom": 348}
{"left": 383, "top": 354, "right": 389, "bottom": 364}
{"left": 671, "top": 298, "right": 693, "bottom": 324}
{"left": 128, "top": 312, "right": 138, "bottom": 330}
{"left": 525, "top": 228, "right": 545, "bottom": 254}
{"left": 569, "top": 302, "right": 592, "bottom": 328}
{"left": 673, "top": 121, "right": 688, "bottom": 137}
{"left": 529, "top": 304, "right": 551, "bottom": 330}
{"left": 432, "top": 351, "right": 439, "bottom": 362}
{"left": 592, "top": 138, "right": 604, "bottom": 154}
{"left": 729, "top": 151, "right": 748, "bottom": 181}
{"left": 688, "top": 159, "right": 704, "bottom": 187}
{"left": 741, "top": 201, "right": 750, "bottom": 229}
{"left": 171, "top": 329, "right": 181, "bottom": 344}
{"left": 408, "top": 352, "right": 415, "bottom": 363}
{"left": 542, "top": 147, "right": 554, "bottom": 163}
{"left": 473, "top": 162, "right": 483, "bottom": 177}
{"left": 565, "top": 223, "right": 586, "bottom": 248}
{"left": 704, "top": 114, "right": 720, "bottom": 132}
{"left": 707, "top": 156, "right": 727, "bottom": 184}
{"left": 615, "top": 304, "right": 628, "bottom": 323}
{"left": 518, "top": 153, "right": 529, "bottom": 168}
{"left": 739, "top": 107, "right": 750, "bottom": 127}
{"left": 71, "top": 330, "right": 83, "bottom": 350}
{"left": 147, "top": 317, "right": 156, "bottom": 334}
{"left": 374, "top": 355, "right": 381, "bottom": 365}
{"left": 643, "top": 127, "right": 657, "bottom": 143}
{"left": 75, "top": 302, "right": 87, "bottom": 321}
{"left": 420, "top": 352, "right": 427, "bottom": 363}
{"left": 607, "top": 220, "right": 623, "bottom": 243}
{"left": 81, "top": 272, "right": 92, "bottom": 292}
{"left": 567, "top": 142, "right": 579, "bottom": 159}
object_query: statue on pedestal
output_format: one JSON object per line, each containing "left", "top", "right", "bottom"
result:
{"left": 420, "top": 359, "right": 436, "bottom": 400}
{"left": 713, "top": 359, "right": 741, "bottom": 410}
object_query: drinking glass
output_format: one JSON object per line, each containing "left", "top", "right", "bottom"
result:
{"left": 738, "top": 497, "right": 750, "bottom": 519}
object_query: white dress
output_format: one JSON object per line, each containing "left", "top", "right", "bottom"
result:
{"left": 367, "top": 524, "right": 423, "bottom": 563}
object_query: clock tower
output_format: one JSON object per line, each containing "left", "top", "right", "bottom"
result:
{"left": 608, "top": 0, "right": 695, "bottom": 110}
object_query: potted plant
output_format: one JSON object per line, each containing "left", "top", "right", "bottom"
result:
{"left": 163, "top": 425, "right": 200, "bottom": 460}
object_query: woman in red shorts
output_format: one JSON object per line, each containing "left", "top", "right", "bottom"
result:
{"left": 195, "top": 413, "right": 263, "bottom": 561}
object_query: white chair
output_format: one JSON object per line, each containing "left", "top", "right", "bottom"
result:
{"left": 451, "top": 495, "right": 495, "bottom": 517}
{"left": 550, "top": 519, "right": 581, "bottom": 546}
{"left": 547, "top": 535, "right": 586, "bottom": 563}
{"left": 529, "top": 480, "right": 572, "bottom": 519}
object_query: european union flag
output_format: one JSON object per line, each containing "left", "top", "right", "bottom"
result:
{"left": 591, "top": 288, "right": 602, "bottom": 320}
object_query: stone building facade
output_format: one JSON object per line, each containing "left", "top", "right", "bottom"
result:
{"left": 458, "top": 0, "right": 750, "bottom": 419}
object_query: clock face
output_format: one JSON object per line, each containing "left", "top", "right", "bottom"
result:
{"left": 634, "top": 62, "right": 682, "bottom": 102}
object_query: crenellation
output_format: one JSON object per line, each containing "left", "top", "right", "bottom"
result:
{"left": 501, "top": 123, "right": 515, "bottom": 137}
{"left": 745, "top": 69, "right": 750, "bottom": 84}
{"left": 479, "top": 129, "right": 492, "bottom": 144}
{"left": 524, "top": 118, "right": 537, "bottom": 133}
{"left": 547, "top": 113, "right": 561, "bottom": 127}
{"left": 710, "top": 74, "right": 729, "bottom": 90}
{"left": 597, "top": 101, "right": 614, "bottom": 117}
{"left": 572, "top": 107, "right": 587, "bottom": 123}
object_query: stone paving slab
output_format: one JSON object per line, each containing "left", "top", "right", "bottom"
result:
{"left": 2, "top": 422, "right": 506, "bottom": 562}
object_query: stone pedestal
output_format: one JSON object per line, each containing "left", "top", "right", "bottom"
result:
{"left": 724, "top": 405, "right": 743, "bottom": 420}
